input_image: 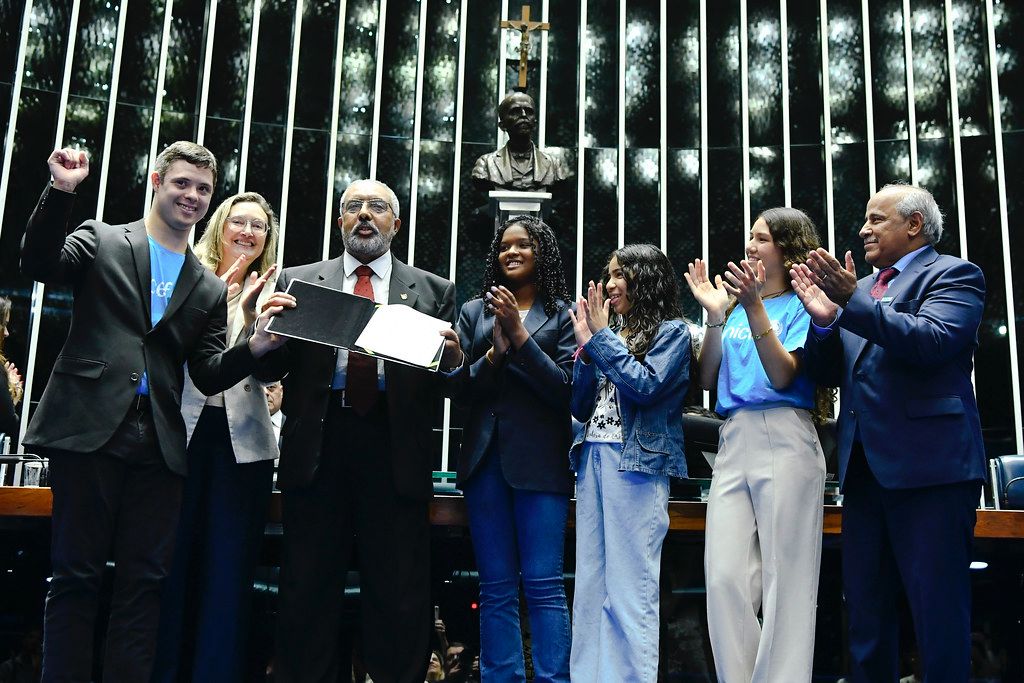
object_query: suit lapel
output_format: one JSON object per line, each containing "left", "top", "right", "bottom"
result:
{"left": 882, "top": 245, "right": 936, "bottom": 304}
{"left": 523, "top": 296, "right": 549, "bottom": 336}
{"left": 389, "top": 257, "right": 420, "bottom": 308}
{"left": 153, "top": 249, "right": 204, "bottom": 330}
{"left": 314, "top": 256, "right": 347, "bottom": 290}
{"left": 126, "top": 222, "right": 152, "bottom": 326}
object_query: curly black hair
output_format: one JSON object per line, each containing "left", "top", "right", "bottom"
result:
{"left": 478, "top": 215, "right": 570, "bottom": 317}
{"left": 601, "top": 244, "right": 683, "bottom": 360}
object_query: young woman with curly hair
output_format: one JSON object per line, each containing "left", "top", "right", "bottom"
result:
{"left": 568, "top": 244, "right": 691, "bottom": 682}
{"left": 450, "top": 215, "right": 574, "bottom": 682}
{"left": 686, "top": 207, "right": 828, "bottom": 683}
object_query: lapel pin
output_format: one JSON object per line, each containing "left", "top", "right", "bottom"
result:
{"left": 400, "top": 293, "right": 408, "bottom": 300}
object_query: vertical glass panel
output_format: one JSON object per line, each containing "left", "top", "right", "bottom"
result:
{"left": 160, "top": 0, "right": 206, "bottom": 124}
{"left": 412, "top": 139, "right": 454, "bottom": 278}
{"left": 205, "top": 0, "right": 254, "bottom": 121}
{"left": 455, "top": 145, "right": 489, "bottom": 305}
{"left": 666, "top": 149, "right": 702, "bottom": 321}
{"left": 789, "top": 144, "right": 826, "bottom": 239}
{"left": 869, "top": 0, "right": 911, "bottom": 178}
{"left": 378, "top": 0, "right": 420, "bottom": 139}
{"left": 625, "top": 0, "right": 658, "bottom": 149}
{"left": 665, "top": 0, "right": 700, "bottom": 150}
{"left": 950, "top": 0, "right": 989, "bottom": 138}
{"left": 746, "top": 0, "right": 782, "bottom": 148}
{"left": 749, "top": 145, "right": 784, "bottom": 213}
{"left": 281, "top": 129, "right": 329, "bottom": 268}
{"left": 377, "top": 136, "right": 414, "bottom": 263}
{"left": 706, "top": 148, "right": 743, "bottom": 275}
{"left": 293, "top": 0, "right": 342, "bottom": 132}
{"left": 544, "top": 0, "right": 581, "bottom": 148}
{"left": 201, "top": 118, "right": 243, "bottom": 207}
{"left": 830, "top": 142, "right": 868, "bottom": 267}
{"left": 916, "top": 138, "right": 959, "bottom": 255}
{"left": 67, "top": 0, "right": 120, "bottom": 101}
{"left": 582, "top": 147, "right": 618, "bottom": 282}
{"left": 623, "top": 147, "right": 659, "bottom": 245}
{"left": 19, "top": 0, "right": 72, "bottom": 92}
{"left": 960, "top": 135, "right": 1014, "bottom": 449}
{"left": 994, "top": 0, "right": 1022, "bottom": 133}
{"left": 102, "top": 103, "right": 154, "bottom": 224}
{"left": 117, "top": 0, "right": 165, "bottom": 105}
{"left": 827, "top": 0, "right": 867, "bottom": 144}
{"left": 420, "top": 0, "right": 459, "bottom": 142}
{"left": 788, "top": 0, "right": 823, "bottom": 146}
{"left": 250, "top": 0, "right": 296, "bottom": 128}
{"left": 461, "top": 0, "right": 499, "bottom": 146}
{"left": 707, "top": 2, "right": 742, "bottom": 267}
{"left": 336, "top": 0, "right": 381, "bottom": 138}
{"left": 584, "top": 0, "right": 617, "bottom": 148}
{"left": 910, "top": 0, "right": 951, "bottom": 139}
{"left": 245, "top": 122, "right": 285, "bottom": 213}
{"left": 0, "top": 0, "right": 29, "bottom": 80}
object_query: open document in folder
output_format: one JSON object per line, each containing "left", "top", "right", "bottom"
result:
{"left": 264, "top": 279, "right": 451, "bottom": 371}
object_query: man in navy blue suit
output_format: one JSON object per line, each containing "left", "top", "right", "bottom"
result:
{"left": 790, "top": 183, "right": 986, "bottom": 682}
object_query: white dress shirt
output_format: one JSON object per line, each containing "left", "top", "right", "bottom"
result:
{"left": 331, "top": 250, "right": 392, "bottom": 390}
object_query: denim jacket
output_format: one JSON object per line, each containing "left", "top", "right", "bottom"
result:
{"left": 569, "top": 319, "right": 691, "bottom": 478}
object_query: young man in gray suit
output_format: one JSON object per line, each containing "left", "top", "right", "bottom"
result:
{"left": 21, "top": 143, "right": 284, "bottom": 682}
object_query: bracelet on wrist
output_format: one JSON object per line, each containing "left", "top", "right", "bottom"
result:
{"left": 706, "top": 320, "right": 726, "bottom": 328}
{"left": 751, "top": 326, "right": 774, "bottom": 341}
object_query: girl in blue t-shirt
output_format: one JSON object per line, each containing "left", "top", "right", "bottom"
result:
{"left": 685, "top": 208, "right": 828, "bottom": 683}
{"left": 568, "top": 244, "right": 691, "bottom": 682}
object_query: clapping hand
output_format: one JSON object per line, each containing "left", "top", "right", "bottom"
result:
{"left": 5, "top": 362, "right": 23, "bottom": 405}
{"left": 239, "top": 264, "right": 278, "bottom": 327}
{"left": 684, "top": 258, "right": 731, "bottom": 322}
{"left": 721, "top": 259, "right": 766, "bottom": 308}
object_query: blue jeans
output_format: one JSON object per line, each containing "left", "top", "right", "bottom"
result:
{"left": 571, "top": 441, "right": 669, "bottom": 683}
{"left": 463, "top": 449, "right": 571, "bottom": 683}
{"left": 151, "top": 407, "right": 274, "bottom": 683}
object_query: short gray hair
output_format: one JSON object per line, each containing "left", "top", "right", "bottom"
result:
{"left": 339, "top": 179, "right": 400, "bottom": 219}
{"left": 883, "top": 182, "right": 943, "bottom": 244}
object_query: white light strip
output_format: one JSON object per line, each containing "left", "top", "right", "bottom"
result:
{"left": 659, "top": 0, "right": 667, "bottom": 252}
{"left": 575, "top": 0, "right": 589, "bottom": 298}
{"left": 368, "top": 0, "right": 388, "bottom": 179}
{"left": 143, "top": 0, "right": 175, "bottom": 211}
{"left": 96, "top": 0, "right": 130, "bottom": 222}
{"left": 617, "top": 0, "right": 625, "bottom": 248}
{"left": 943, "top": 0, "right": 966, "bottom": 260}
{"left": 321, "top": 0, "right": 348, "bottom": 261}
{"left": 861, "top": 0, "right": 876, "bottom": 191}
{"left": 984, "top": 0, "right": 1022, "bottom": 451}
{"left": 441, "top": 0, "right": 469, "bottom": 474}
{"left": 497, "top": 0, "right": 508, "bottom": 148}
{"left": 0, "top": 0, "right": 33, "bottom": 243}
{"left": 238, "top": 0, "right": 263, "bottom": 192}
{"left": 539, "top": 0, "right": 550, "bottom": 147}
{"left": 780, "top": 0, "right": 791, "bottom": 205}
{"left": 20, "top": 0, "right": 82, "bottom": 450}
{"left": 405, "top": 0, "right": 427, "bottom": 267}
{"left": 820, "top": 0, "right": 835, "bottom": 252}
{"left": 196, "top": 0, "right": 219, "bottom": 145}
{"left": 741, "top": 0, "right": 750, "bottom": 241}
{"left": 700, "top": 0, "right": 709, "bottom": 410}
{"left": 902, "top": 0, "right": 918, "bottom": 183}
{"left": 276, "top": 0, "right": 304, "bottom": 270}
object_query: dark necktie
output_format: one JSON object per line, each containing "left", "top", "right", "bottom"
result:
{"left": 346, "top": 265, "right": 379, "bottom": 415}
{"left": 870, "top": 267, "right": 899, "bottom": 300}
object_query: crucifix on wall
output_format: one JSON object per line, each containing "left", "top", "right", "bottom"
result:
{"left": 500, "top": 5, "right": 550, "bottom": 89}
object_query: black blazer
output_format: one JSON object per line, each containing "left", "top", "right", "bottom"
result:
{"left": 263, "top": 255, "right": 456, "bottom": 501}
{"left": 19, "top": 185, "right": 256, "bottom": 474}
{"left": 450, "top": 297, "right": 574, "bottom": 495}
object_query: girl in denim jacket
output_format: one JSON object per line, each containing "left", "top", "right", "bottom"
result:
{"left": 567, "top": 244, "right": 690, "bottom": 683}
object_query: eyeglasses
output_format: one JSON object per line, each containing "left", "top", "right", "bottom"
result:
{"left": 343, "top": 198, "right": 393, "bottom": 215}
{"left": 226, "top": 216, "right": 269, "bottom": 234}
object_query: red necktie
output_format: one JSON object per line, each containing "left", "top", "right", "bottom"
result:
{"left": 346, "top": 265, "right": 379, "bottom": 415}
{"left": 870, "top": 267, "right": 898, "bottom": 300}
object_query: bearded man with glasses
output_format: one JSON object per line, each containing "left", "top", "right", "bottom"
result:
{"left": 259, "top": 178, "right": 465, "bottom": 683}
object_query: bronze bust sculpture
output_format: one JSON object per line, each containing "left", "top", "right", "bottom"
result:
{"left": 471, "top": 92, "right": 572, "bottom": 193}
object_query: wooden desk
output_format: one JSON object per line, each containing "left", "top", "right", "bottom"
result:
{"left": 3, "top": 487, "right": 1024, "bottom": 539}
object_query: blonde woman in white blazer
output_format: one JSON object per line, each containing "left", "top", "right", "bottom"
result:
{"left": 153, "top": 192, "right": 280, "bottom": 683}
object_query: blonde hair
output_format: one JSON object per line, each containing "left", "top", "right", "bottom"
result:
{"left": 194, "top": 192, "right": 279, "bottom": 277}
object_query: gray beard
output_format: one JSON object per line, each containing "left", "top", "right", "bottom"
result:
{"left": 343, "top": 226, "right": 393, "bottom": 261}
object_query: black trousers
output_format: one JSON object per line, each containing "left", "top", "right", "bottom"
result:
{"left": 275, "top": 396, "right": 432, "bottom": 683}
{"left": 41, "top": 406, "right": 182, "bottom": 683}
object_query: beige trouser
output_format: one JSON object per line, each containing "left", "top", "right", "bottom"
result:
{"left": 704, "top": 406, "right": 826, "bottom": 683}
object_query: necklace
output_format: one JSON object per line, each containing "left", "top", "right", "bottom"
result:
{"left": 760, "top": 289, "right": 786, "bottom": 300}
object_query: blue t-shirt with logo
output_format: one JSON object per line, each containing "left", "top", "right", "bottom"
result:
{"left": 138, "top": 236, "right": 186, "bottom": 395}
{"left": 715, "top": 291, "right": 815, "bottom": 416}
